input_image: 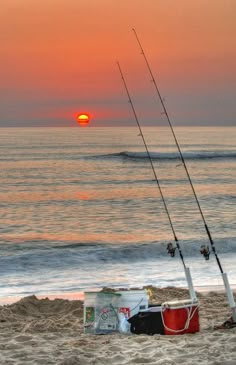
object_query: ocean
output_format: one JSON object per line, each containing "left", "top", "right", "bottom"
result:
{"left": 0, "top": 126, "right": 235, "bottom": 302}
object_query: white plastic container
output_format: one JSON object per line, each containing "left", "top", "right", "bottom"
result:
{"left": 84, "top": 291, "right": 121, "bottom": 334}
{"left": 84, "top": 290, "right": 149, "bottom": 334}
{"left": 117, "top": 290, "right": 149, "bottom": 319}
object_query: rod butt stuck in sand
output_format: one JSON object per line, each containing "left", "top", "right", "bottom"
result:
{"left": 222, "top": 273, "right": 236, "bottom": 322}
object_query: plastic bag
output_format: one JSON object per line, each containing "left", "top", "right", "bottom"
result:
{"left": 118, "top": 312, "right": 131, "bottom": 334}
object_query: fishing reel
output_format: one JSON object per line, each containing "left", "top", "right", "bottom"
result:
{"left": 200, "top": 245, "right": 210, "bottom": 260}
{"left": 167, "top": 242, "right": 176, "bottom": 257}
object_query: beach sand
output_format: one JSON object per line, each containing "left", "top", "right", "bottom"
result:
{"left": 0, "top": 287, "right": 236, "bottom": 365}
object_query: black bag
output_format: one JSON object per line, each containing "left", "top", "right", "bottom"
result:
{"left": 128, "top": 310, "right": 165, "bottom": 335}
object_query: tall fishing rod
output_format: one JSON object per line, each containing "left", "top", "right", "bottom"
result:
{"left": 132, "top": 28, "right": 236, "bottom": 321}
{"left": 117, "top": 61, "right": 196, "bottom": 301}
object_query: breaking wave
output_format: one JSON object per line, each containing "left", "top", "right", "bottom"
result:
{"left": 0, "top": 238, "right": 236, "bottom": 275}
{"left": 92, "top": 150, "right": 236, "bottom": 161}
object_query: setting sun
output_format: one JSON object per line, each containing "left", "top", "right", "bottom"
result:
{"left": 77, "top": 113, "right": 90, "bottom": 126}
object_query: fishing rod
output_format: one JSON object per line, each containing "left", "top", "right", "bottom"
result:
{"left": 117, "top": 61, "right": 196, "bottom": 301}
{"left": 132, "top": 28, "right": 236, "bottom": 321}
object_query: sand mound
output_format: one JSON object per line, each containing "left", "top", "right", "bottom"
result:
{"left": 9, "top": 295, "right": 83, "bottom": 317}
{"left": 0, "top": 295, "right": 83, "bottom": 333}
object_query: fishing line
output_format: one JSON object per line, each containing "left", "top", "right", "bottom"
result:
{"left": 132, "top": 28, "right": 236, "bottom": 321}
{"left": 132, "top": 27, "right": 223, "bottom": 269}
{"left": 117, "top": 61, "right": 196, "bottom": 301}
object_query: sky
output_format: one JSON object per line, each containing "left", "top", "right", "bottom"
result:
{"left": 0, "top": 0, "right": 236, "bottom": 127}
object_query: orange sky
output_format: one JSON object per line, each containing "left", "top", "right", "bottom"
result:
{"left": 0, "top": 0, "right": 236, "bottom": 126}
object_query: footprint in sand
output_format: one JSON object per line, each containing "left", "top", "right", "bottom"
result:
{"left": 14, "top": 335, "right": 33, "bottom": 342}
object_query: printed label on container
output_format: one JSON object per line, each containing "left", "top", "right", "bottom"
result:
{"left": 85, "top": 307, "right": 95, "bottom": 322}
{"left": 119, "top": 307, "right": 130, "bottom": 319}
{"left": 96, "top": 306, "right": 118, "bottom": 332}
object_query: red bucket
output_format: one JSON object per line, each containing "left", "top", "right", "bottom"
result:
{"left": 162, "top": 299, "right": 199, "bottom": 335}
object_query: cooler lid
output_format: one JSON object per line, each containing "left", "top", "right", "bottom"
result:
{"left": 162, "top": 299, "right": 198, "bottom": 309}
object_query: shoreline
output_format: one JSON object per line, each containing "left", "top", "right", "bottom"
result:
{"left": 1, "top": 284, "right": 235, "bottom": 306}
